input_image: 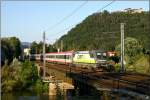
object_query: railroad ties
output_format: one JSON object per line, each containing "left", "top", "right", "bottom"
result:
{"left": 36, "top": 62, "right": 150, "bottom": 98}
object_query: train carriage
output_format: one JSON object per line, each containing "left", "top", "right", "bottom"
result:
{"left": 30, "top": 50, "right": 108, "bottom": 69}
{"left": 45, "top": 51, "right": 73, "bottom": 64}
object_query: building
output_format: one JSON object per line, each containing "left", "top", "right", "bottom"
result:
{"left": 23, "top": 48, "right": 31, "bottom": 56}
{"left": 123, "top": 8, "right": 144, "bottom": 13}
{"left": 107, "top": 51, "right": 116, "bottom": 57}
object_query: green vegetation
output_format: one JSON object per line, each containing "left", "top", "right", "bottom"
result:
{"left": 1, "top": 37, "right": 22, "bottom": 65}
{"left": 1, "top": 11, "right": 149, "bottom": 95}
{"left": 1, "top": 37, "right": 49, "bottom": 93}
{"left": 52, "top": 10, "right": 149, "bottom": 74}
{"left": 114, "top": 37, "right": 150, "bottom": 75}
{"left": 127, "top": 54, "right": 150, "bottom": 74}
{"left": 30, "top": 41, "right": 57, "bottom": 54}
{"left": 1, "top": 59, "right": 48, "bottom": 93}
{"left": 115, "top": 37, "right": 143, "bottom": 65}
{"left": 56, "top": 10, "right": 149, "bottom": 51}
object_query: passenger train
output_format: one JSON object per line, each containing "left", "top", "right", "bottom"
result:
{"left": 30, "top": 50, "right": 113, "bottom": 69}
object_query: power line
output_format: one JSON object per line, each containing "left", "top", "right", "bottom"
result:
{"left": 45, "top": 1, "right": 88, "bottom": 32}
{"left": 50, "top": 24, "right": 75, "bottom": 37}
{"left": 97, "top": 0, "right": 116, "bottom": 12}
{"left": 50, "top": 0, "right": 116, "bottom": 40}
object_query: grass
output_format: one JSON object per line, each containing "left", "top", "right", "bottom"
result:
{"left": 126, "top": 54, "right": 150, "bottom": 75}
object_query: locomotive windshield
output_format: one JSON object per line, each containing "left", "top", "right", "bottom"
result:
{"left": 96, "top": 52, "right": 106, "bottom": 60}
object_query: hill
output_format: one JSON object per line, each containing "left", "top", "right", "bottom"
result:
{"left": 21, "top": 42, "right": 31, "bottom": 48}
{"left": 56, "top": 10, "right": 150, "bottom": 51}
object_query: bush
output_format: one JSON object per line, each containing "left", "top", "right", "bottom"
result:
{"left": 34, "top": 79, "right": 48, "bottom": 93}
{"left": 115, "top": 37, "right": 143, "bottom": 65}
{"left": 34, "top": 79, "right": 43, "bottom": 93}
{"left": 1, "top": 59, "right": 44, "bottom": 93}
{"left": 1, "top": 59, "right": 21, "bottom": 92}
{"left": 114, "top": 63, "right": 121, "bottom": 72}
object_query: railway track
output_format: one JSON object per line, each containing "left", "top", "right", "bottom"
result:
{"left": 36, "top": 61, "right": 150, "bottom": 96}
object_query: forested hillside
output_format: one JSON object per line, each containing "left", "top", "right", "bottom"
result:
{"left": 56, "top": 10, "right": 149, "bottom": 51}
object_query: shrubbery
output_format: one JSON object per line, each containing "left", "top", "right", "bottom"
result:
{"left": 1, "top": 59, "right": 48, "bottom": 93}
{"left": 114, "top": 37, "right": 149, "bottom": 74}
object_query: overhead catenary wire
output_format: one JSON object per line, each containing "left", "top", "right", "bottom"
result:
{"left": 45, "top": 1, "right": 88, "bottom": 32}
{"left": 47, "top": 24, "right": 75, "bottom": 37}
{"left": 97, "top": 0, "right": 116, "bottom": 12}
{"left": 50, "top": 0, "right": 116, "bottom": 38}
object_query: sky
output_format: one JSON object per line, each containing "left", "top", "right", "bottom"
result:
{"left": 1, "top": 1, "right": 149, "bottom": 44}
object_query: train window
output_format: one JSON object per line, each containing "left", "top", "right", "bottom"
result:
{"left": 63, "top": 55, "right": 65, "bottom": 59}
{"left": 96, "top": 52, "right": 107, "bottom": 59}
{"left": 66, "top": 55, "right": 69, "bottom": 59}
{"left": 60, "top": 55, "right": 63, "bottom": 59}
{"left": 97, "top": 53, "right": 101, "bottom": 55}
{"left": 63, "top": 55, "right": 66, "bottom": 59}
{"left": 64, "top": 55, "right": 67, "bottom": 59}
{"left": 69, "top": 55, "right": 72, "bottom": 59}
{"left": 103, "top": 53, "right": 106, "bottom": 56}
{"left": 58, "top": 55, "right": 60, "bottom": 58}
{"left": 96, "top": 53, "right": 102, "bottom": 59}
{"left": 102, "top": 53, "right": 107, "bottom": 59}
{"left": 52, "top": 55, "right": 54, "bottom": 58}
{"left": 56, "top": 55, "right": 64, "bottom": 59}
{"left": 59, "top": 55, "right": 64, "bottom": 59}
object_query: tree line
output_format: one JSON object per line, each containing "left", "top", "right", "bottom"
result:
{"left": 1, "top": 37, "right": 57, "bottom": 65}
{"left": 30, "top": 41, "right": 57, "bottom": 54}
{"left": 56, "top": 10, "right": 149, "bottom": 51}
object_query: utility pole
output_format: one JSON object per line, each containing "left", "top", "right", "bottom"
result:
{"left": 61, "top": 40, "right": 63, "bottom": 52}
{"left": 43, "top": 31, "right": 46, "bottom": 78}
{"left": 120, "top": 23, "right": 125, "bottom": 72}
{"left": 55, "top": 39, "right": 59, "bottom": 52}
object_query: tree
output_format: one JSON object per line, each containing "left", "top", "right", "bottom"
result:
{"left": 1, "top": 60, "right": 44, "bottom": 93}
{"left": 115, "top": 37, "right": 143, "bottom": 64}
{"left": 1, "top": 59, "right": 21, "bottom": 92}
{"left": 56, "top": 11, "right": 149, "bottom": 51}
{"left": 30, "top": 41, "right": 57, "bottom": 54}
{"left": 1, "top": 37, "right": 22, "bottom": 65}
{"left": 30, "top": 41, "right": 38, "bottom": 54}
{"left": 9, "top": 37, "right": 22, "bottom": 58}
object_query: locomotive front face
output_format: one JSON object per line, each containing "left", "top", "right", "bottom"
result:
{"left": 95, "top": 51, "right": 107, "bottom": 67}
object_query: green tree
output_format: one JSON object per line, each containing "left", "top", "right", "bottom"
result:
{"left": 1, "top": 59, "right": 43, "bottom": 92}
{"left": 115, "top": 37, "right": 143, "bottom": 64}
{"left": 9, "top": 37, "right": 22, "bottom": 58}
{"left": 30, "top": 41, "right": 39, "bottom": 54}
{"left": 1, "top": 59, "right": 21, "bottom": 92}
{"left": 30, "top": 41, "right": 57, "bottom": 54}
{"left": 56, "top": 11, "right": 149, "bottom": 51}
{"left": 19, "top": 61, "right": 38, "bottom": 88}
{"left": 1, "top": 37, "right": 22, "bottom": 65}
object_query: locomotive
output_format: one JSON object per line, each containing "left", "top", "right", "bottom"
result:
{"left": 73, "top": 50, "right": 107, "bottom": 68}
{"left": 30, "top": 50, "right": 108, "bottom": 69}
